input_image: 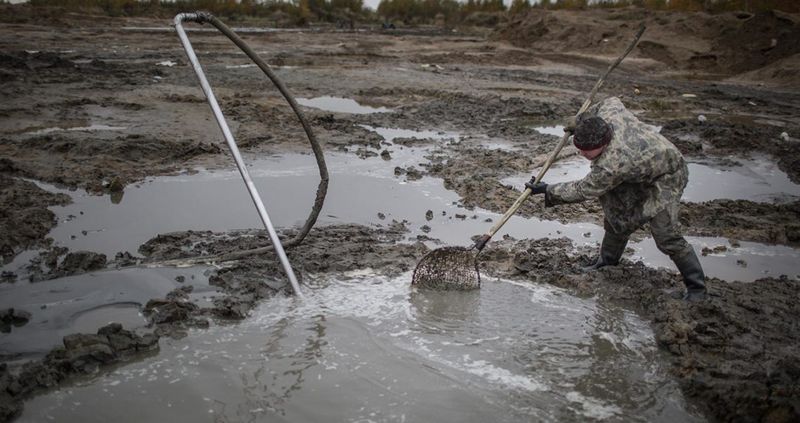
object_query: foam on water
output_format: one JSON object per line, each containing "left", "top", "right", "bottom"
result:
{"left": 565, "top": 391, "right": 623, "bottom": 420}
{"left": 23, "top": 124, "right": 128, "bottom": 136}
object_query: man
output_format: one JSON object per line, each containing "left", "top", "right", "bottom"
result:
{"left": 526, "top": 97, "right": 707, "bottom": 302}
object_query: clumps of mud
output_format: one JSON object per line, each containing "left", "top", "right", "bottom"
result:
{"left": 0, "top": 50, "right": 167, "bottom": 85}
{"left": 0, "top": 323, "right": 159, "bottom": 422}
{"left": 0, "top": 176, "right": 71, "bottom": 263}
{"left": 140, "top": 223, "right": 426, "bottom": 277}
{"left": 18, "top": 249, "right": 113, "bottom": 283}
{"left": 662, "top": 119, "right": 800, "bottom": 183}
{"left": 480, "top": 237, "right": 800, "bottom": 422}
{"left": 681, "top": 199, "right": 800, "bottom": 247}
{"left": 355, "top": 87, "right": 571, "bottom": 139}
{"left": 0, "top": 134, "right": 221, "bottom": 194}
{"left": 0, "top": 309, "right": 31, "bottom": 334}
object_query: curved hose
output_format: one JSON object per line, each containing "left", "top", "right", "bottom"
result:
{"left": 176, "top": 12, "right": 328, "bottom": 262}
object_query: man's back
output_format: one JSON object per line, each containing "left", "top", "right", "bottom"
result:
{"left": 592, "top": 97, "right": 685, "bottom": 186}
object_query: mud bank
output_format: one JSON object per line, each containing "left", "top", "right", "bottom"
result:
{"left": 497, "top": 8, "right": 800, "bottom": 87}
{"left": 0, "top": 323, "right": 159, "bottom": 422}
{"left": 479, "top": 237, "right": 800, "bottom": 423}
{"left": 0, "top": 176, "right": 70, "bottom": 264}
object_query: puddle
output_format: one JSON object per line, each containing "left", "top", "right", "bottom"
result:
{"left": 297, "top": 96, "right": 392, "bottom": 114}
{"left": 683, "top": 156, "right": 800, "bottom": 203}
{"left": 0, "top": 266, "right": 214, "bottom": 359}
{"left": 359, "top": 124, "right": 459, "bottom": 143}
{"left": 23, "top": 124, "right": 128, "bottom": 136}
{"left": 20, "top": 271, "right": 703, "bottom": 423}
{"left": 502, "top": 155, "right": 800, "bottom": 203}
{"left": 70, "top": 304, "right": 146, "bottom": 337}
{"left": 633, "top": 236, "right": 800, "bottom": 282}
{"left": 533, "top": 125, "right": 565, "bottom": 137}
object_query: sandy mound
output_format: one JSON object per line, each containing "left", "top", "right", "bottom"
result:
{"left": 729, "top": 52, "right": 800, "bottom": 88}
{"left": 495, "top": 8, "right": 800, "bottom": 86}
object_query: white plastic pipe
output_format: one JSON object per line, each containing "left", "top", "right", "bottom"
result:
{"left": 174, "top": 13, "right": 302, "bottom": 297}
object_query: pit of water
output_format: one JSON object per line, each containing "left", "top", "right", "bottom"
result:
{"left": 297, "top": 96, "right": 392, "bottom": 114}
{"left": 19, "top": 270, "right": 704, "bottom": 423}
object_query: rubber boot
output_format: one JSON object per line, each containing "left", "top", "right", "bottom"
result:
{"left": 582, "top": 233, "right": 627, "bottom": 272}
{"left": 672, "top": 249, "right": 707, "bottom": 302}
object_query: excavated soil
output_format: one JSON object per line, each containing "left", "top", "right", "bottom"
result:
{"left": 1, "top": 5, "right": 799, "bottom": 423}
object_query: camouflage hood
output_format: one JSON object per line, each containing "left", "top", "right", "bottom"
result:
{"left": 547, "top": 97, "right": 688, "bottom": 234}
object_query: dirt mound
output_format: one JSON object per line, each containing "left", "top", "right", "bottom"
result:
{"left": 495, "top": 8, "right": 800, "bottom": 83}
{"left": 730, "top": 52, "right": 800, "bottom": 88}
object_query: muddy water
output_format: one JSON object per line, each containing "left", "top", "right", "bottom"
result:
{"left": 19, "top": 270, "right": 703, "bottom": 423}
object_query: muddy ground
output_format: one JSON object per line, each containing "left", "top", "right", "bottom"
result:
{"left": 1, "top": 5, "right": 799, "bottom": 423}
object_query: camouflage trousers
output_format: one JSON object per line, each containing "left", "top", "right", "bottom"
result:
{"left": 602, "top": 208, "right": 695, "bottom": 262}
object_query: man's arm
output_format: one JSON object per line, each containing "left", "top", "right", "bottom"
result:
{"left": 545, "top": 164, "right": 623, "bottom": 206}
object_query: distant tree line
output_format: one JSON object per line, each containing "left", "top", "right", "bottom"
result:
{"left": 15, "top": 0, "right": 800, "bottom": 23}
{"left": 24, "top": 0, "right": 368, "bottom": 23}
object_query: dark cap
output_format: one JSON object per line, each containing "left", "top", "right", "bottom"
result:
{"left": 573, "top": 114, "right": 613, "bottom": 151}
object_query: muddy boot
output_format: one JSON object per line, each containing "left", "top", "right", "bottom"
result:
{"left": 671, "top": 249, "right": 707, "bottom": 302}
{"left": 582, "top": 233, "right": 627, "bottom": 272}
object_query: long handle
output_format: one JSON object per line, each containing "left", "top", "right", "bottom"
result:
{"left": 475, "top": 25, "right": 646, "bottom": 251}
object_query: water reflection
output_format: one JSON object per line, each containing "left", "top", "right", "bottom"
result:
{"left": 409, "top": 289, "right": 481, "bottom": 334}
{"left": 237, "top": 314, "right": 328, "bottom": 419}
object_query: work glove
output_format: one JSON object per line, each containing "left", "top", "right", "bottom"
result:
{"left": 473, "top": 234, "right": 491, "bottom": 252}
{"left": 525, "top": 179, "right": 547, "bottom": 195}
{"left": 564, "top": 116, "right": 577, "bottom": 134}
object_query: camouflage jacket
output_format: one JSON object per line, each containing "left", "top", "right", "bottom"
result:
{"left": 546, "top": 97, "right": 688, "bottom": 234}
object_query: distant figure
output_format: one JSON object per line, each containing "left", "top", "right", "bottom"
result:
{"left": 526, "top": 97, "right": 707, "bottom": 302}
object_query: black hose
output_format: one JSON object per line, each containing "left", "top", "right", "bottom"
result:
{"left": 190, "top": 11, "right": 329, "bottom": 252}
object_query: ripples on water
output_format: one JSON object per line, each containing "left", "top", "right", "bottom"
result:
{"left": 22, "top": 271, "right": 704, "bottom": 423}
